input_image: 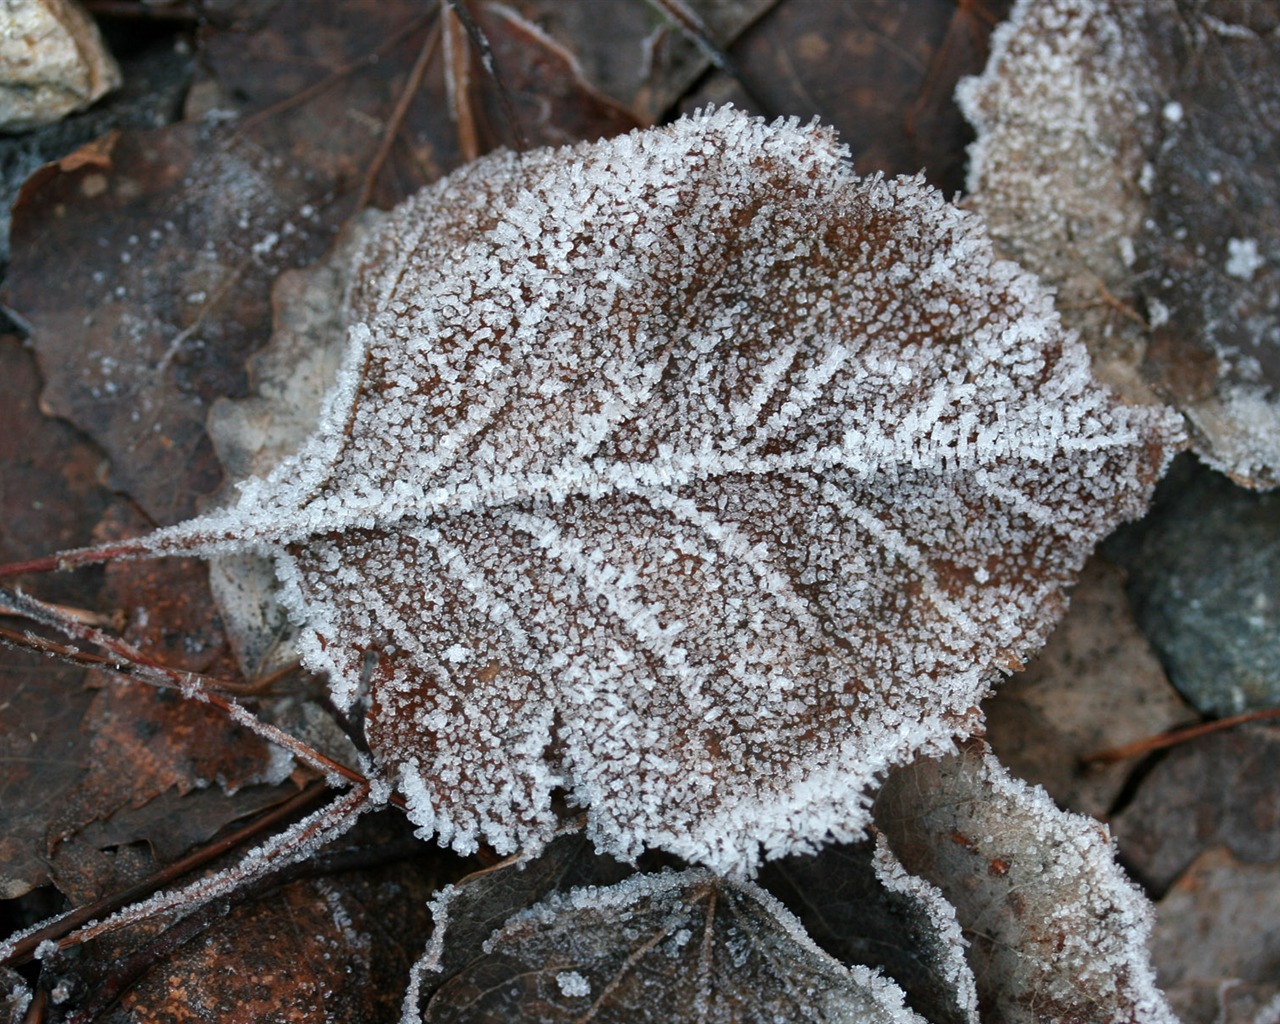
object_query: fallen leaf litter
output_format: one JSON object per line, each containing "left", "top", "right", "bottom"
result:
{"left": 26, "top": 106, "right": 1182, "bottom": 875}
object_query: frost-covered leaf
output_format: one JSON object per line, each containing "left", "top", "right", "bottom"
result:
{"left": 763, "top": 836, "right": 978, "bottom": 1024}
{"left": 960, "top": 0, "right": 1280, "bottom": 488}
{"left": 875, "top": 744, "right": 1178, "bottom": 1024}
{"left": 1134, "top": 1, "right": 1280, "bottom": 490}
{"left": 421, "top": 868, "right": 926, "bottom": 1024}
{"left": 957, "top": 0, "right": 1158, "bottom": 401}
{"left": 106, "top": 106, "right": 1181, "bottom": 876}
{"left": 401, "top": 829, "right": 634, "bottom": 1015}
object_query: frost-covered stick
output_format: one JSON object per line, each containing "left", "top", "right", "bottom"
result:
{"left": 0, "top": 616, "right": 286, "bottom": 698}
{"left": 0, "top": 538, "right": 165, "bottom": 579}
{"left": 0, "top": 586, "right": 370, "bottom": 789}
{"left": 0, "top": 782, "right": 378, "bottom": 966}
{"left": 0, "top": 781, "right": 330, "bottom": 967}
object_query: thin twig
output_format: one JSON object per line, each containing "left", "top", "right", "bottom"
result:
{"left": 443, "top": 0, "right": 528, "bottom": 152}
{"left": 1084, "top": 707, "right": 1280, "bottom": 764}
{"left": 236, "top": 11, "right": 438, "bottom": 135}
{"left": 356, "top": 17, "right": 444, "bottom": 210}
{"left": 0, "top": 588, "right": 385, "bottom": 794}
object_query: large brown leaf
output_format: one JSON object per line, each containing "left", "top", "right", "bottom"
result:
{"left": 99, "top": 108, "right": 1182, "bottom": 875}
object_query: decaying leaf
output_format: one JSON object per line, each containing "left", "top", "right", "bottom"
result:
{"left": 58, "top": 106, "right": 1179, "bottom": 875}
{"left": 19, "top": 809, "right": 441, "bottom": 1024}
{"left": 875, "top": 744, "right": 1178, "bottom": 1024}
{"left": 960, "top": 0, "right": 1280, "bottom": 488}
{"left": 982, "top": 556, "right": 1193, "bottom": 819}
{"left": 680, "top": 0, "right": 1013, "bottom": 196}
{"left": 416, "top": 830, "right": 975, "bottom": 1024}
{"left": 762, "top": 836, "right": 979, "bottom": 1024}
{"left": 422, "top": 867, "right": 926, "bottom": 1024}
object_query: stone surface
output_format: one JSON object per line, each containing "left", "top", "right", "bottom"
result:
{"left": 0, "top": 0, "right": 121, "bottom": 131}
{"left": 1151, "top": 847, "right": 1280, "bottom": 1024}
{"left": 1111, "top": 727, "right": 1280, "bottom": 895}
{"left": 983, "top": 556, "right": 1194, "bottom": 819}
{"left": 1112, "top": 456, "right": 1280, "bottom": 716}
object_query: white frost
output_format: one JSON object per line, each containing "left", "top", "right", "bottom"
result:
{"left": 555, "top": 970, "right": 591, "bottom": 998}
{"left": 1225, "top": 237, "right": 1265, "bottom": 281}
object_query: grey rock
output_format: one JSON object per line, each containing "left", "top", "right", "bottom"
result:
{"left": 1111, "top": 456, "right": 1280, "bottom": 716}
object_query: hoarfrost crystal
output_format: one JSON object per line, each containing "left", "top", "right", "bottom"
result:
{"left": 134, "top": 107, "right": 1180, "bottom": 874}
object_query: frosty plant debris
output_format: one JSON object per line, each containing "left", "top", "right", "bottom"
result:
{"left": 1, "top": 107, "right": 1182, "bottom": 880}
{"left": 958, "top": 0, "right": 1280, "bottom": 488}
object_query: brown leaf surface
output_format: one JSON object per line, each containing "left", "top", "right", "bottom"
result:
{"left": 36, "top": 501, "right": 294, "bottom": 906}
{"left": 0, "top": 333, "right": 294, "bottom": 908}
{"left": 0, "top": 335, "right": 109, "bottom": 899}
{"left": 1150, "top": 847, "right": 1280, "bottom": 1024}
{"left": 982, "top": 556, "right": 1195, "bottom": 818}
{"left": 7, "top": 123, "right": 322, "bottom": 524}
{"left": 491, "top": 0, "right": 778, "bottom": 123}
{"left": 0, "top": 652, "right": 94, "bottom": 901}
{"left": 5, "top": 2, "right": 655, "bottom": 526}
{"left": 0, "top": 335, "right": 111, "bottom": 596}
{"left": 444, "top": 2, "right": 641, "bottom": 154}
{"left": 760, "top": 838, "right": 978, "bottom": 1024}
{"left": 41, "top": 811, "right": 442, "bottom": 1024}
{"left": 681, "top": 0, "right": 1012, "bottom": 195}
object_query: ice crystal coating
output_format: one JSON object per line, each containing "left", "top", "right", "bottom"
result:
{"left": 143, "top": 107, "right": 1179, "bottom": 874}
{"left": 421, "top": 869, "right": 926, "bottom": 1024}
{"left": 876, "top": 749, "right": 1179, "bottom": 1024}
{"left": 960, "top": 0, "right": 1280, "bottom": 487}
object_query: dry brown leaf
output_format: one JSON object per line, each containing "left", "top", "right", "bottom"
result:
{"left": 982, "top": 556, "right": 1194, "bottom": 818}
{"left": 96, "top": 108, "right": 1183, "bottom": 874}
{"left": 761, "top": 837, "right": 978, "bottom": 1024}
{"left": 681, "top": 0, "right": 1012, "bottom": 195}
